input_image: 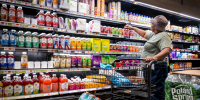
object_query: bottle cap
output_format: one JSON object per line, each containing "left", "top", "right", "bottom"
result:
{"left": 3, "top": 29, "right": 8, "bottom": 32}
{"left": 17, "top": 6, "right": 22, "bottom": 9}
{"left": 22, "top": 52, "right": 27, "bottom": 55}
{"left": 53, "top": 74, "right": 56, "bottom": 77}
{"left": 10, "top": 5, "right": 15, "bottom": 8}
{"left": 8, "top": 52, "right": 13, "bottom": 54}
{"left": 1, "top": 52, "right": 5, "bottom": 54}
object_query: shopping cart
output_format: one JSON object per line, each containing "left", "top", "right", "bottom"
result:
{"left": 90, "top": 58, "right": 157, "bottom": 100}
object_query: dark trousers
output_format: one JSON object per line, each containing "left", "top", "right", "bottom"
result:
{"left": 143, "top": 62, "right": 168, "bottom": 100}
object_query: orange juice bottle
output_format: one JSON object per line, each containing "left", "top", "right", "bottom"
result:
{"left": 59, "top": 74, "right": 64, "bottom": 82}
{"left": 59, "top": 75, "right": 68, "bottom": 91}
{"left": 84, "top": 79, "right": 90, "bottom": 89}
{"left": 43, "top": 76, "right": 52, "bottom": 93}
{"left": 51, "top": 74, "right": 58, "bottom": 92}
{"left": 40, "top": 75, "right": 45, "bottom": 93}
{"left": 132, "top": 46, "right": 135, "bottom": 52}
{"left": 70, "top": 37, "right": 76, "bottom": 50}
{"left": 76, "top": 37, "right": 81, "bottom": 50}
{"left": 135, "top": 46, "right": 139, "bottom": 52}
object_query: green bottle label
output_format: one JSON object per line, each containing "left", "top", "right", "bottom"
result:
{"left": 25, "top": 36, "right": 32, "bottom": 47}
{"left": 33, "top": 37, "right": 39, "bottom": 48}
{"left": 18, "top": 36, "right": 24, "bottom": 47}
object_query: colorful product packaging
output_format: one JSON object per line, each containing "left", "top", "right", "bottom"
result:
{"left": 76, "top": 18, "right": 86, "bottom": 31}
{"left": 65, "top": 18, "right": 71, "bottom": 30}
{"left": 69, "top": 1, "right": 77, "bottom": 12}
{"left": 101, "top": 55, "right": 109, "bottom": 65}
{"left": 109, "top": 55, "right": 116, "bottom": 65}
{"left": 92, "top": 55, "right": 101, "bottom": 68}
{"left": 59, "top": 17, "right": 64, "bottom": 28}
{"left": 91, "top": 38, "right": 101, "bottom": 51}
{"left": 59, "top": 0, "right": 70, "bottom": 10}
{"left": 101, "top": 39, "right": 110, "bottom": 51}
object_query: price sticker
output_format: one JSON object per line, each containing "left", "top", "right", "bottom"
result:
{"left": 63, "top": 50, "right": 71, "bottom": 53}
{"left": 16, "top": 1, "right": 22, "bottom": 4}
{"left": 96, "top": 51, "right": 101, "bottom": 54}
{"left": 58, "top": 28, "right": 65, "bottom": 31}
{"left": 48, "top": 50, "right": 55, "bottom": 52}
{"left": 46, "top": 27, "right": 52, "bottom": 30}
{"left": 85, "top": 51, "right": 91, "bottom": 53}
{"left": 4, "top": 47, "right": 15, "bottom": 51}
{"left": 24, "top": 2, "right": 30, "bottom": 6}
{"left": 130, "top": 36, "right": 134, "bottom": 39}
{"left": 39, "top": 5, "right": 43, "bottom": 8}
{"left": 7, "top": 22, "right": 13, "bottom": 26}
{"left": 75, "top": 51, "right": 82, "bottom": 53}
{"left": 28, "top": 48, "right": 38, "bottom": 52}
{"left": 0, "top": 21, "right": 6, "bottom": 25}
{"left": 119, "top": 35, "right": 124, "bottom": 38}
{"left": 107, "top": 34, "right": 113, "bottom": 37}
{"left": 15, "top": 23, "right": 21, "bottom": 27}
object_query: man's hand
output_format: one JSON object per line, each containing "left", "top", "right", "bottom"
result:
{"left": 145, "top": 56, "right": 154, "bottom": 63}
{"left": 124, "top": 25, "right": 133, "bottom": 30}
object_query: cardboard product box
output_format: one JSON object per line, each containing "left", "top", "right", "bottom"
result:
{"left": 59, "top": 0, "right": 70, "bottom": 10}
{"left": 76, "top": 18, "right": 86, "bottom": 31}
{"left": 101, "top": 55, "right": 109, "bottom": 65}
{"left": 92, "top": 55, "right": 101, "bottom": 68}
{"left": 88, "top": 20, "right": 101, "bottom": 33}
{"left": 69, "top": 1, "right": 77, "bottom": 12}
{"left": 101, "top": 39, "right": 110, "bottom": 51}
{"left": 59, "top": 17, "right": 64, "bottom": 28}
{"left": 78, "top": 2, "right": 87, "bottom": 14}
{"left": 91, "top": 38, "right": 101, "bottom": 51}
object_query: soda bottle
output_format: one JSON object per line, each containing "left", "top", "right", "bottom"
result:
{"left": 3, "top": 77, "right": 13, "bottom": 97}
{"left": 51, "top": 74, "right": 58, "bottom": 92}
{"left": 33, "top": 75, "right": 40, "bottom": 94}
{"left": 43, "top": 75, "right": 52, "bottom": 93}
{"left": 24, "top": 76, "right": 34, "bottom": 95}
{"left": 13, "top": 77, "right": 23, "bottom": 96}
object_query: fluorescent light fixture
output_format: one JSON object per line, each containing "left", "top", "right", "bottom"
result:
{"left": 135, "top": 1, "right": 200, "bottom": 21}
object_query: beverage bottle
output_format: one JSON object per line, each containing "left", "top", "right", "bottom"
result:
{"left": 17, "top": 31, "right": 25, "bottom": 47}
{"left": 24, "top": 31, "right": 32, "bottom": 48}
{"left": 80, "top": 79, "right": 85, "bottom": 89}
{"left": 59, "top": 75, "right": 68, "bottom": 91}
{"left": 2, "top": 76, "right": 6, "bottom": 83}
{"left": 59, "top": 35, "right": 65, "bottom": 49}
{"left": 16, "top": 6, "right": 24, "bottom": 23}
{"left": 75, "top": 79, "right": 80, "bottom": 90}
{"left": 12, "top": 76, "right": 18, "bottom": 83}
{"left": 40, "top": 75, "right": 46, "bottom": 93}
{"left": 53, "top": 34, "right": 59, "bottom": 49}
{"left": 33, "top": 75, "right": 40, "bottom": 94}
{"left": 8, "top": 52, "right": 15, "bottom": 69}
{"left": 68, "top": 80, "right": 75, "bottom": 90}
{"left": 13, "top": 77, "right": 23, "bottom": 96}
{"left": 24, "top": 76, "right": 34, "bottom": 95}
{"left": 1, "top": 29, "right": 9, "bottom": 46}
{"left": 39, "top": 33, "right": 47, "bottom": 48}
{"left": 84, "top": 79, "right": 90, "bottom": 89}
{"left": 52, "top": 12, "right": 58, "bottom": 27}
{"left": 65, "top": 35, "right": 70, "bottom": 50}
{"left": 9, "top": 29, "right": 17, "bottom": 47}
{"left": 52, "top": 0, "right": 58, "bottom": 9}
{"left": 0, "top": 81, "right": 2, "bottom": 97}
{"left": 0, "top": 52, "right": 7, "bottom": 69}
{"left": 120, "top": 10, "right": 124, "bottom": 20}
{"left": 1, "top": 4, "right": 8, "bottom": 21}
{"left": 124, "top": 11, "right": 128, "bottom": 21}
{"left": 3, "top": 77, "right": 13, "bottom": 97}
{"left": 9, "top": 5, "right": 16, "bottom": 22}
{"left": 43, "top": 75, "right": 52, "bottom": 93}
{"left": 89, "top": 79, "right": 94, "bottom": 88}
{"left": 76, "top": 37, "right": 81, "bottom": 50}
{"left": 45, "top": 11, "right": 52, "bottom": 27}
{"left": 47, "top": 33, "right": 53, "bottom": 49}
{"left": 37, "top": 10, "right": 45, "bottom": 26}
{"left": 59, "top": 74, "right": 64, "bottom": 82}
{"left": 21, "top": 52, "right": 28, "bottom": 69}
{"left": 51, "top": 74, "right": 58, "bottom": 92}
{"left": 70, "top": 37, "right": 76, "bottom": 50}
{"left": 38, "top": 73, "right": 44, "bottom": 80}
{"left": 45, "top": 72, "right": 51, "bottom": 77}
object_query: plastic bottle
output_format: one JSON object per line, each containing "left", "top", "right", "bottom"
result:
{"left": 59, "top": 74, "right": 64, "bottom": 82}
{"left": 59, "top": 75, "right": 68, "bottom": 91}
{"left": 47, "top": 0, "right": 52, "bottom": 7}
{"left": 124, "top": 11, "right": 128, "bottom": 21}
{"left": 25, "top": 31, "right": 32, "bottom": 48}
{"left": 76, "top": 37, "right": 81, "bottom": 50}
{"left": 70, "top": 37, "right": 76, "bottom": 50}
{"left": 7, "top": 52, "right": 14, "bottom": 69}
{"left": 3, "top": 77, "right": 13, "bottom": 97}
{"left": 82, "top": 56, "right": 87, "bottom": 67}
{"left": 17, "top": 31, "right": 25, "bottom": 47}
{"left": 53, "top": 0, "right": 58, "bottom": 9}
{"left": 9, "top": 29, "right": 17, "bottom": 47}
{"left": 16, "top": 6, "right": 23, "bottom": 23}
{"left": 13, "top": 77, "right": 23, "bottom": 96}
{"left": 37, "top": 10, "right": 45, "bottom": 26}
{"left": 53, "top": 34, "right": 59, "bottom": 49}
{"left": 65, "top": 35, "right": 70, "bottom": 50}
{"left": 60, "top": 54, "right": 65, "bottom": 68}
{"left": 8, "top": 5, "right": 16, "bottom": 22}
{"left": 32, "top": 32, "right": 39, "bottom": 48}
{"left": 120, "top": 10, "right": 124, "bottom": 20}
{"left": 128, "top": 12, "right": 132, "bottom": 21}
{"left": 21, "top": 52, "right": 28, "bottom": 69}
{"left": 0, "top": 81, "right": 2, "bottom": 97}
{"left": 51, "top": 74, "right": 58, "bottom": 92}
{"left": 68, "top": 80, "right": 74, "bottom": 90}
{"left": 39, "top": 33, "right": 47, "bottom": 48}
{"left": 86, "top": 56, "right": 92, "bottom": 67}
{"left": 31, "top": 0, "right": 38, "bottom": 4}
{"left": 40, "top": 75, "right": 45, "bottom": 93}
{"left": 75, "top": 79, "right": 80, "bottom": 90}
{"left": 39, "top": 0, "right": 46, "bottom": 6}
{"left": 80, "top": 79, "right": 85, "bottom": 89}
{"left": 65, "top": 55, "right": 71, "bottom": 68}
{"left": 1, "top": 29, "right": 9, "bottom": 46}
{"left": 1, "top": 4, "right": 8, "bottom": 21}
{"left": 43, "top": 75, "right": 52, "bottom": 93}
{"left": 84, "top": 79, "right": 90, "bottom": 89}
{"left": 59, "top": 35, "right": 65, "bottom": 49}
{"left": 0, "top": 52, "right": 7, "bottom": 69}
{"left": 24, "top": 76, "right": 34, "bottom": 95}
{"left": 33, "top": 75, "right": 40, "bottom": 94}
{"left": 45, "top": 11, "right": 52, "bottom": 27}
{"left": 52, "top": 12, "right": 58, "bottom": 27}
{"left": 47, "top": 33, "right": 53, "bottom": 49}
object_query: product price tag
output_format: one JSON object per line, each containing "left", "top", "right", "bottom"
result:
{"left": 37, "top": 26, "right": 44, "bottom": 29}
{"left": 63, "top": 50, "right": 71, "bottom": 53}
{"left": 129, "top": 36, "right": 134, "bottom": 39}
{"left": 96, "top": 51, "right": 101, "bottom": 54}
{"left": 23, "top": 2, "right": 31, "bottom": 6}
{"left": 31, "top": 25, "right": 37, "bottom": 28}
{"left": 85, "top": 51, "right": 91, "bottom": 53}
{"left": 22, "top": 24, "right": 29, "bottom": 27}
{"left": 16, "top": 1, "right": 22, "bottom": 4}
{"left": 107, "top": 34, "right": 113, "bottom": 37}
{"left": 14, "top": 23, "right": 21, "bottom": 27}
{"left": 7, "top": 22, "right": 13, "bottom": 26}
{"left": 48, "top": 49, "right": 55, "bottom": 52}
{"left": 28, "top": 48, "right": 38, "bottom": 52}
{"left": 45, "top": 27, "right": 52, "bottom": 30}
{"left": 4, "top": 47, "right": 15, "bottom": 51}
{"left": 58, "top": 28, "right": 66, "bottom": 32}
{"left": 31, "top": 4, "right": 36, "bottom": 7}
{"left": 75, "top": 51, "right": 82, "bottom": 53}
{"left": 4, "top": 70, "right": 13, "bottom": 74}
{"left": 0, "top": 21, "right": 6, "bottom": 25}
{"left": 119, "top": 35, "right": 124, "bottom": 38}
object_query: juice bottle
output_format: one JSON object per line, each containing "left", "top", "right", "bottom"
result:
{"left": 124, "top": 11, "right": 128, "bottom": 21}
{"left": 68, "top": 80, "right": 75, "bottom": 90}
{"left": 76, "top": 37, "right": 81, "bottom": 50}
{"left": 47, "top": 0, "right": 52, "bottom": 7}
{"left": 25, "top": 31, "right": 32, "bottom": 48}
{"left": 59, "top": 74, "right": 64, "bottom": 82}
{"left": 59, "top": 35, "right": 65, "bottom": 49}
{"left": 13, "top": 77, "right": 23, "bottom": 96}
{"left": 80, "top": 79, "right": 85, "bottom": 89}
{"left": 33, "top": 75, "right": 40, "bottom": 94}
{"left": 0, "top": 81, "right": 2, "bottom": 97}
{"left": 52, "top": 12, "right": 58, "bottom": 27}
{"left": 31, "top": 0, "right": 38, "bottom": 4}
{"left": 1, "top": 4, "right": 8, "bottom": 21}
{"left": 2, "top": 76, "right": 6, "bottom": 83}
{"left": 53, "top": 34, "right": 59, "bottom": 49}
{"left": 32, "top": 32, "right": 39, "bottom": 48}
{"left": 9, "top": 29, "right": 17, "bottom": 47}
{"left": 65, "top": 35, "right": 70, "bottom": 50}
{"left": 39, "top": 0, "right": 46, "bottom": 6}
{"left": 0, "top": 52, "right": 7, "bottom": 69}
{"left": 120, "top": 10, "right": 124, "bottom": 20}
{"left": 89, "top": 79, "right": 94, "bottom": 88}
{"left": 60, "top": 55, "right": 65, "bottom": 68}
{"left": 45, "top": 11, "right": 52, "bottom": 27}
{"left": 37, "top": 10, "right": 45, "bottom": 26}
{"left": 51, "top": 74, "right": 58, "bottom": 92}
{"left": 8, "top": 5, "right": 16, "bottom": 22}
{"left": 7, "top": 52, "right": 14, "bottom": 69}
{"left": 53, "top": 0, "right": 57, "bottom": 8}
{"left": 81, "top": 38, "right": 86, "bottom": 50}
{"left": 39, "top": 33, "right": 47, "bottom": 48}
{"left": 59, "top": 75, "right": 68, "bottom": 91}
{"left": 1, "top": 29, "right": 9, "bottom": 46}
{"left": 75, "top": 79, "right": 80, "bottom": 90}
{"left": 70, "top": 37, "right": 76, "bottom": 50}
{"left": 52, "top": 53, "right": 60, "bottom": 68}
{"left": 84, "top": 79, "right": 90, "bottom": 89}
{"left": 24, "top": 76, "right": 34, "bottom": 95}
{"left": 17, "top": 31, "right": 25, "bottom": 47}
{"left": 47, "top": 33, "right": 53, "bottom": 49}
{"left": 16, "top": 6, "right": 24, "bottom": 23}
{"left": 21, "top": 52, "right": 28, "bottom": 69}
{"left": 45, "top": 72, "right": 51, "bottom": 77}
{"left": 43, "top": 76, "right": 52, "bottom": 93}
{"left": 40, "top": 75, "right": 45, "bottom": 93}
{"left": 86, "top": 38, "right": 92, "bottom": 50}
{"left": 3, "top": 77, "right": 13, "bottom": 97}
{"left": 65, "top": 55, "right": 71, "bottom": 68}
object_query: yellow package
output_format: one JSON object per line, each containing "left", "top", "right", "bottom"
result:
{"left": 101, "top": 39, "right": 110, "bottom": 51}
{"left": 91, "top": 38, "right": 101, "bottom": 51}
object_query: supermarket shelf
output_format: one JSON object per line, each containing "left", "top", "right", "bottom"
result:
{"left": 170, "top": 58, "right": 200, "bottom": 61}
{"left": 0, "top": 92, "right": 59, "bottom": 100}
{"left": 59, "top": 86, "right": 111, "bottom": 94}
{"left": 172, "top": 49, "right": 200, "bottom": 52}
{"left": 167, "top": 30, "right": 200, "bottom": 36}
{"left": 0, "top": 68, "right": 91, "bottom": 74}
{"left": 171, "top": 39, "right": 198, "bottom": 44}
{"left": 192, "top": 67, "right": 200, "bottom": 69}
